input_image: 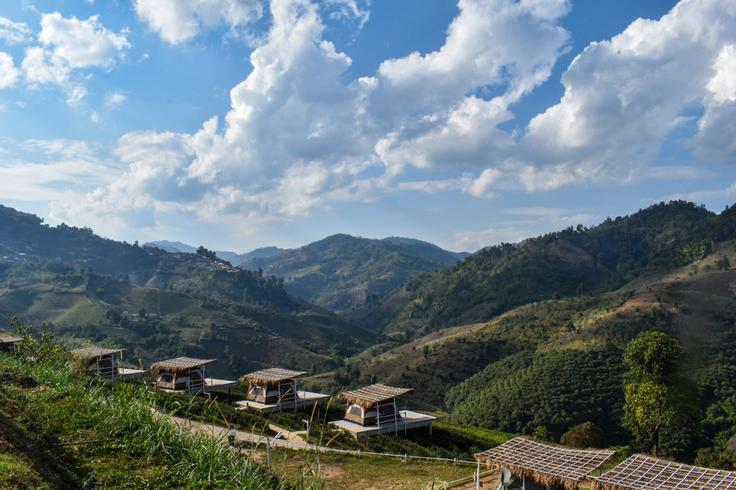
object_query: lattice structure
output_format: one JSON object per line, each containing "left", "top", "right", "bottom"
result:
{"left": 338, "top": 384, "right": 414, "bottom": 407}
{"left": 150, "top": 356, "right": 216, "bottom": 373}
{"left": 242, "top": 368, "right": 307, "bottom": 383}
{"left": 594, "top": 454, "right": 736, "bottom": 490}
{"left": 70, "top": 345, "right": 125, "bottom": 361}
{"left": 476, "top": 437, "right": 615, "bottom": 490}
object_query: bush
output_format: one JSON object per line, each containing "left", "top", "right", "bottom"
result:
{"left": 561, "top": 421, "right": 607, "bottom": 448}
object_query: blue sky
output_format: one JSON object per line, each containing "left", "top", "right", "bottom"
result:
{"left": 0, "top": 0, "right": 735, "bottom": 252}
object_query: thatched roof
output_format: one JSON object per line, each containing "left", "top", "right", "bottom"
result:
{"left": 150, "top": 357, "right": 215, "bottom": 373}
{"left": 594, "top": 453, "right": 736, "bottom": 490}
{"left": 476, "top": 437, "right": 615, "bottom": 490}
{"left": 69, "top": 345, "right": 125, "bottom": 361}
{"left": 241, "top": 368, "right": 307, "bottom": 384}
{"left": 338, "top": 383, "right": 414, "bottom": 407}
{"left": 0, "top": 332, "right": 22, "bottom": 344}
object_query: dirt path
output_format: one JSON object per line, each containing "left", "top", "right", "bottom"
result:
{"left": 167, "top": 413, "right": 315, "bottom": 450}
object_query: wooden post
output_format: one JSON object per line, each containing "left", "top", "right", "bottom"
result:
{"left": 266, "top": 437, "right": 271, "bottom": 468}
{"left": 476, "top": 461, "right": 480, "bottom": 490}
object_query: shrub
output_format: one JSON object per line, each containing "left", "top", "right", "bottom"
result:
{"left": 561, "top": 421, "right": 607, "bottom": 448}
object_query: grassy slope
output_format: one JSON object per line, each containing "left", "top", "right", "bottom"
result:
{"left": 0, "top": 347, "right": 284, "bottom": 489}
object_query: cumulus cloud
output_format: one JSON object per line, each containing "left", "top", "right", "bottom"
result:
{"left": 134, "top": 0, "right": 263, "bottom": 44}
{"left": 61, "top": 0, "right": 736, "bottom": 233}
{"left": 522, "top": 0, "right": 736, "bottom": 186}
{"left": 105, "top": 91, "right": 126, "bottom": 106}
{"left": 20, "top": 13, "right": 129, "bottom": 105}
{"left": 0, "top": 17, "right": 32, "bottom": 44}
{"left": 0, "top": 52, "right": 19, "bottom": 88}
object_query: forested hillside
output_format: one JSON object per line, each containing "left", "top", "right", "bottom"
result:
{"left": 247, "top": 234, "right": 466, "bottom": 314}
{"left": 354, "top": 201, "right": 736, "bottom": 335}
{"left": 330, "top": 240, "right": 736, "bottom": 461}
{"left": 0, "top": 205, "right": 370, "bottom": 376}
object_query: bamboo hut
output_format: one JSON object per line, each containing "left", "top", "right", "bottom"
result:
{"left": 594, "top": 453, "right": 736, "bottom": 490}
{"left": 235, "top": 367, "right": 329, "bottom": 412}
{"left": 476, "top": 437, "right": 615, "bottom": 490}
{"left": 69, "top": 346, "right": 132, "bottom": 380}
{"left": 330, "top": 383, "right": 435, "bottom": 437}
{"left": 149, "top": 357, "right": 236, "bottom": 394}
{"left": 0, "top": 332, "right": 22, "bottom": 351}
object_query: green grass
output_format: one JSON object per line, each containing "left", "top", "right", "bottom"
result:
{"left": 0, "top": 337, "right": 289, "bottom": 489}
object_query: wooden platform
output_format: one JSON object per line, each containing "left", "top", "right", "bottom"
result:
{"left": 154, "top": 378, "right": 238, "bottom": 394}
{"left": 234, "top": 390, "right": 329, "bottom": 413}
{"left": 330, "top": 410, "right": 436, "bottom": 437}
{"left": 117, "top": 368, "right": 145, "bottom": 380}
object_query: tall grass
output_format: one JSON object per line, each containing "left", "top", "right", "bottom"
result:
{"left": 1, "top": 325, "right": 290, "bottom": 489}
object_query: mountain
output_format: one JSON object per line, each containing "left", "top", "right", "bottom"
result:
{"left": 144, "top": 240, "right": 198, "bottom": 254}
{"left": 145, "top": 240, "right": 289, "bottom": 267}
{"left": 0, "top": 205, "right": 370, "bottom": 376}
{"left": 246, "top": 233, "right": 467, "bottom": 315}
{"left": 325, "top": 238, "right": 736, "bottom": 458}
{"left": 353, "top": 201, "right": 736, "bottom": 335}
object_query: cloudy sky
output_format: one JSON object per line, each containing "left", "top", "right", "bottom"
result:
{"left": 0, "top": 0, "right": 735, "bottom": 252}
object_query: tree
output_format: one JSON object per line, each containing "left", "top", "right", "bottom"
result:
{"left": 561, "top": 422, "right": 607, "bottom": 448}
{"left": 622, "top": 331, "right": 695, "bottom": 457}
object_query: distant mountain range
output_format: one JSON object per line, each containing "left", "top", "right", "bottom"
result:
{"left": 146, "top": 235, "right": 468, "bottom": 314}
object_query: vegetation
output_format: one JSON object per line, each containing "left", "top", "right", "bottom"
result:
{"left": 356, "top": 201, "right": 736, "bottom": 334}
{"left": 247, "top": 234, "right": 466, "bottom": 315}
{"left": 622, "top": 331, "right": 698, "bottom": 457}
{"left": 560, "top": 422, "right": 607, "bottom": 449}
{"left": 0, "top": 204, "right": 372, "bottom": 376}
{"left": 0, "top": 330, "right": 284, "bottom": 489}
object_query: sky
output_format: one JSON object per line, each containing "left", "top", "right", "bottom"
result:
{"left": 0, "top": 0, "right": 735, "bottom": 253}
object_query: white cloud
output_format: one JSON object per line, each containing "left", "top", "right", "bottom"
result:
{"left": 0, "top": 17, "right": 32, "bottom": 44}
{"left": 522, "top": 0, "right": 736, "bottom": 184}
{"left": 105, "top": 91, "right": 126, "bottom": 106}
{"left": 60, "top": 0, "right": 736, "bottom": 234}
{"left": 20, "top": 13, "right": 129, "bottom": 105}
{"left": 37, "top": 12, "right": 130, "bottom": 69}
{"left": 0, "top": 52, "right": 19, "bottom": 88}
{"left": 134, "top": 0, "right": 263, "bottom": 44}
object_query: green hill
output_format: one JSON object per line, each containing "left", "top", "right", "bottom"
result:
{"left": 247, "top": 234, "right": 466, "bottom": 315}
{"left": 331, "top": 241, "right": 736, "bottom": 459}
{"left": 354, "top": 201, "right": 736, "bottom": 335}
{"left": 0, "top": 205, "right": 370, "bottom": 376}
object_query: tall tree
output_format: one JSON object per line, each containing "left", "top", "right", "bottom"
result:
{"left": 622, "top": 331, "right": 695, "bottom": 457}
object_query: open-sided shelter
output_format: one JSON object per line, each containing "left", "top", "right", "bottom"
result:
{"left": 235, "top": 367, "right": 329, "bottom": 413}
{"left": 594, "top": 453, "right": 736, "bottom": 490}
{"left": 69, "top": 345, "right": 144, "bottom": 380}
{"left": 150, "top": 357, "right": 236, "bottom": 394}
{"left": 330, "top": 383, "right": 435, "bottom": 437}
{"left": 0, "top": 332, "right": 22, "bottom": 351}
{"left": 476, "top": 437, "right": 615, "bottom": 490}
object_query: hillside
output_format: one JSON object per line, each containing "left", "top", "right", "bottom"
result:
{"left": 353, "top": 201, "right": 736, "bottom": 335}
{"left": 329, "top": 242, "right": 736, "bottom": 457}
{"left": 145, "top": 240, "right": 288, "bottom": 267}
{"left": 0, "top": 205, "right": 370, "bottom": 376}
{"left": 247, "top": 234, "right": 466, "bottom": 314}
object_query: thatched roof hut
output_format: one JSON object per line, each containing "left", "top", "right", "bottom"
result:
{"left": 338, "top": 384, "right": 414, "bottom": 408}
{"left": 338, "top": 383, "right": 414, "bottom": 427}
{"left": 242, "top": 368, "right": 307, "bottom": 384}
{"left": 69, "top": 345, "right": 127, "bottom": 379}
{"left": 150, "top": 357, "right": 216, "bottom": 392}
{"left": 0, "top": 332, "right": 22, "bottom": 350}
{"left": 150, "top": 357, "right": 215, "bottom": 374}
{"left": 476, "top": 437, "right": 615, "bottom": 490}
{"left": 594, "top": 453, "right": 736, "bottom": 490}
